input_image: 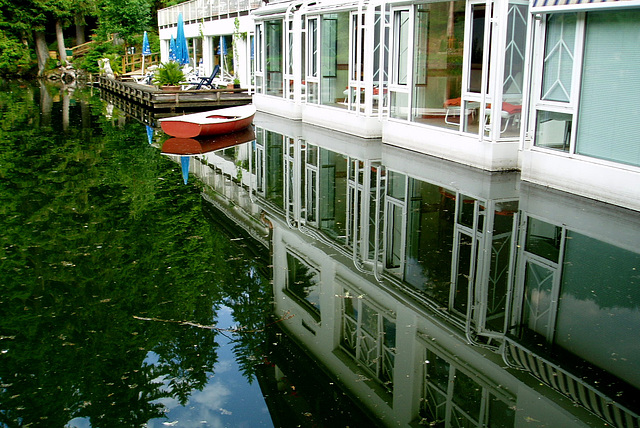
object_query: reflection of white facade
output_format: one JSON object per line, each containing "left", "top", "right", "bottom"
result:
{"left": 245, "top": 116, "right": 640, "bottom": 427}
{"left": 268, "top": 208, "right": 610, "bottom": 427}
{"left": 171, "top": 110, "right": 640, "bottom": 426}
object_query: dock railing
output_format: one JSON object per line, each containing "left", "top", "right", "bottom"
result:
{"left": 121, "top": 52, "right": 161, "bottom": 75}
{"left": 158, "top": 0, "right": 262, "bottom": 27}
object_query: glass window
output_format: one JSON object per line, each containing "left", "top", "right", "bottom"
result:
{"left": 500, "top": 3, "right": 527, "bottom": 137}
{"left": 541, "top": 14, "right": 576, "bottom": 103}
{"left": 390, "top": 91, "right": 409, "bottom": 120}
{"left": 412, "top": 1, "right": 466, "bottom": 127}
{"left": 534, "top": 110, "right": 572, "bottom": 151}
{"left": 468, "top": 4, "right": 488, "bottom": 94}
{"left": 265, "top": 20, "right": 283, "bottom": 97}
{"left": 318, "top": 13, "right": 349, "bottom": 107}
{"left": 395, "top": 10, "right": 410, "bottom": 86}
{"left": 575, "top": 10, "right": 640, "bottom": 167}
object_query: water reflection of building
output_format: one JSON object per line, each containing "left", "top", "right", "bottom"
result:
{"left": 180, "top": 114, "right": 640, "bottom": 427}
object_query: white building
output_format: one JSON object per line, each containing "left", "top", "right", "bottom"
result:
{"left": 158, "top": 0, "right": 640, "bottom": 208}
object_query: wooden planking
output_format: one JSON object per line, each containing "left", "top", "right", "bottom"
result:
{"left": 97, "top": 76, "right": 252, "bottom": 111}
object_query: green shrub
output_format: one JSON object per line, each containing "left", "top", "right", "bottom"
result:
{"left": 152, "top": 61, "right": 185, "bottom": 87}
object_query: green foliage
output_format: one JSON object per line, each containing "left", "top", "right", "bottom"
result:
{"left": 0, "top": 80, "right": 273, "bottom": 426}
{"left": 0, "top": 30, "right": 34, "bottom": 77}
{"left": 152, "top": 61, "right": 184, "bottom": 86}
{"left": 79, "top": 40, "right": 123, "bottom": 74}
{"left": 96, "top": 0, "right": 152, "bottom": 44}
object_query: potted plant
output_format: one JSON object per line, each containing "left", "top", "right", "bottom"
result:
{"left": 153, "top": 61, "right": 185, "bottom": 91}
{"left": 233, "top": 77, "right": 241, "bottom": 89}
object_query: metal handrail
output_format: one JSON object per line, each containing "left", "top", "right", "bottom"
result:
{"left": 158, "top": 0, "right": 263, "bottom": 27}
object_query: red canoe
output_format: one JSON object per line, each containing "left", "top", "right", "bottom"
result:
{"left": 159, "top": 104, "right": 256, "bottom": 138}
{"left": 161, "top": 127, "right": 256, "bottom": 156}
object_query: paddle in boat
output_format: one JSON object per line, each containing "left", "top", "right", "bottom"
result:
{"left": 159, "top": 104, "right": 256, "bottom": 138}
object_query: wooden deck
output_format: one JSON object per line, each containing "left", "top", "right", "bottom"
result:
{"left": 97, "top": 76, "right": 252, "bottom": 111}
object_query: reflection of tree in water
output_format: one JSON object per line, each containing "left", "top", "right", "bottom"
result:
{"left": 286, "top": 253, "right": 320, "bottom": 311}
{"left": 0, "top": 81, "right": 270, "bottom": 427}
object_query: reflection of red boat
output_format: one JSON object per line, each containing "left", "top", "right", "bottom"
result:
{"left": 161, "top": 126, "right": 255, "bottom": 156}
{"left": 159, "top": 104, "right": 256, "bottom": 138}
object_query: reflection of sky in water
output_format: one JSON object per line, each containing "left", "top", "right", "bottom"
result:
{"left": 145, "top": 306, "right": 272, "bottom": 427}
{"left": 67, "top": 306, "right": 271, "bottom": 428}
{"left": 556, "top": 295, "right": 640, "bottom": 389}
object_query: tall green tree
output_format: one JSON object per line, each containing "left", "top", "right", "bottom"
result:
{"left": 96, "top": 0, "right": 152, "bottom": 44}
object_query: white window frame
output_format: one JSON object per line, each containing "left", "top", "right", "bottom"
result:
{"left": 530, "top": 12, "right": 586, "bottom": 154}
{"left": 305, "top": 16, "right": 320, "bottom": 104}
{"left": 388, "top": 7, "right": 413, "bottom": 119}
{"left": 254, "top": 22, "right": 264, "bottom": 94}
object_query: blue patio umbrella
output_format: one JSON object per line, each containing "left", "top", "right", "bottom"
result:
{"left": 175, "top": 13, "right": 190, "bottom": 66}
{"left": 181, "top": 156, "right": 190, "bottom": 184}
{"left": 169, "top": 35, "right": 177, "bottom": 62}
{"left": 142, "top": 31, "right": 151, "bottom": 56}
{"left": 142, "top": 31, "right": 151, "bottom": 74}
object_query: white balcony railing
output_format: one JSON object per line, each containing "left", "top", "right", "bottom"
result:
{"left": 158, "top": 0, "right": 262, "bottom": 27}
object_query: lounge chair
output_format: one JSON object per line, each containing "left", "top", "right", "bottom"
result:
{"left": 193, "top": 65, "right": 220, "bottom": 90}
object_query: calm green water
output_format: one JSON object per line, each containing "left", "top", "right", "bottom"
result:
{"left": 3, "top": 79, "right": 640, "bottom": 428}
{"left": 0, "top": 80, "right": 315, "bottom": 427}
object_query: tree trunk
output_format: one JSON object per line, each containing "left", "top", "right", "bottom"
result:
{"left": 34, "top": 30, "right": 50, "bottom": 77}
{"left": 75, "top": 14, "right": 86, "bottom": 46}
{"left": 56, "top": 20, "right": 68, "bottom": 64}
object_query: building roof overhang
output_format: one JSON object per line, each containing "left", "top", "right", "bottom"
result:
{"left": 531, "top": 0, "right": 640, "bottom": 13}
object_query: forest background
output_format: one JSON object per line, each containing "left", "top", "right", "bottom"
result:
{"left": 0, "top": 0, "right": 185, "bottom": 77}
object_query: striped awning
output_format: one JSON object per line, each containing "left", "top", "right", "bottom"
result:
{"left": 532, "top": 0, "right": 640, "bottom": 12}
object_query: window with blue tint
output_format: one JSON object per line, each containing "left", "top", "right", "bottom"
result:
{"left": 576, "top": 10, "right": 640, "bottom": 167}
{"left": 265, "top": 20, "right": 283, "bottom": 97}
{"left": 540, "top": 13, "right": 576, "bottom": 103}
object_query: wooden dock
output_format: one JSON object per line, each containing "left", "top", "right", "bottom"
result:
{"left": 97, "top": 76, "right": 252, "bottom": 111}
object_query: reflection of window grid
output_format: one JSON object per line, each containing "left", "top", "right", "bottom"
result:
{"left": 523, "top": 261, "right": 555, "bottom": 338}
{"left": 452, "top": 195, "right": 486, "bottom": 318}
{"left": 341, "top": 290, "right": 396, "bottom": 391}
{"left": 515, "top": 216, "right": 565, "bottom": 343}
{"left": 304, "top": 144, "right": 319, "bottom": 225}
{"left": 254, "top": 128, "right": 265, "bottom": 194}
{"left": 485, "top": 206, "right": 517, "bottom": 328}
{"left": 421, "top": 348, "right": 515, "bottom": 427}
{"left": 286, "top": 252, "right": 321, "bottom": 317}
